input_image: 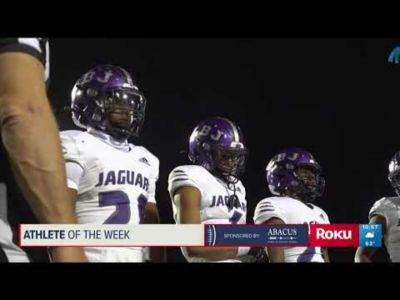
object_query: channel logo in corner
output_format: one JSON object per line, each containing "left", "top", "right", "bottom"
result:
{"left": 359, "top": 224, "right": 382, "bottom": 247}
{"left": 309, "top": 224, "right": 359, "bottom": 247}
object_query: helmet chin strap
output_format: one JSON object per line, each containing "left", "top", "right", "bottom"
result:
{"left": 214, "top": 167, "right": 239, "bottom": 185}
{"left": 224, "top": 178, "right": 241, "bottom": 211}
{"left": 209, "top": 165, "right": 241, "bottom": 211}
{"left": 214, "top": 168, "right": 241, "bottom": 211}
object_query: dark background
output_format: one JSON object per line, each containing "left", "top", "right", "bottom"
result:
{"left": 50, "top": 38, "right": 400, "bottom": 262}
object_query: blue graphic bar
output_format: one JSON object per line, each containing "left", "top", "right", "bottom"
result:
{"left": 205, "top": 224, "right": 309, "bottom": 247}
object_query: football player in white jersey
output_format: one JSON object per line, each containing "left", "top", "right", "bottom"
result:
{"left": 60, "top": 65, "right": 162, "bottom": 262}
{"left": 168, "top": 117, "right": 251, "bottom": 262}
{"left": 355, "top": 151, "right": 400, "bottom": 262}
{"left": 253, "top": 147, "right": 330, "bottom": 263}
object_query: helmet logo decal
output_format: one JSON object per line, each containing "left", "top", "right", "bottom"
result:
{"left": 210, "top": 130, "right": 224, "bottom": 141}
{"left": 198, "top": 125, "right": 211, "bottom": 136}
{"left": 287, "top": 153, "right": 299, "bottom": 161}
{"left": 96, "top": 70, "right": 113, "bottom": 83}
{"left": 79, "top": 71, "right": 95, "bottom": 85}
{"left": 276, "top": 152, "right": 299, "bottom": 162}
{"left": 276, "top": 153, "right": 286, "bottom": 162}
{"left": 198, "top": 125, "right": 224, "bottom": 141}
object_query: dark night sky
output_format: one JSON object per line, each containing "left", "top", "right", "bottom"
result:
{"left": 49, "top": 38, "right": 400, "bottom": 262}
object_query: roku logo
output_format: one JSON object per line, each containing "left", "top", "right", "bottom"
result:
{"left": 309, "top": 224, "right": 359, "bottom": 247}
{"left": 316, "top": 228, "right": 352, "bottom": 240}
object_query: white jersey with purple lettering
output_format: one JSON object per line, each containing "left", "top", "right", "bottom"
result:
{"left": 253, "top": 196, "right": 330, "bottom": 263}
{"left": 60, "top": 128, "right": 159, "bottom": 262}
{"left": 168, "top": 165, "right": 247, "bottom": 263}
{"left": 369, "top": 197, "right": 400, "bottom": 262}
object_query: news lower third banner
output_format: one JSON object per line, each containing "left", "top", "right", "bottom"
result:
{"left": 205, "top": 224, "right": 309, "bottom": 247}
{"left": 19, "top": 224, "right": 382, "bottom": 248}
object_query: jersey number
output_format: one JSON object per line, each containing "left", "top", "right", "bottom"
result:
{"left": 229, "top": 211, "right": 243, "bottom": 224}
{"left": 297, "top": 247, "right": 317, "bottom": 262}
{"left": 297, "top": 221, "right": 324, "bottom": 262}
{"left": 99, "top": 191, "right": 148, "bottom": 224}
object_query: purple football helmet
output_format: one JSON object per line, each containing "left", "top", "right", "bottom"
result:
{"left": 188, "top": 117, "right": 247, "bottom": 184}
{"left": 388, "top": 151, "right": 400, "bottom": 196}
{"left": 266, "top": 147, "right": 325, "bottom": 202}
{"left": 71, "top": 65, "right": 146, "bottom": 140}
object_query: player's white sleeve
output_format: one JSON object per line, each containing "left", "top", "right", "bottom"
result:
{"left": 65, "top": 162, "right": 84, "bottom": 191}
{"left": 60, "top": 132, "right": 86, "bottom": 169}
{"left": 369, "top": 198, "right": 395, "bottom": 230}
{"left": 253, "top": 199, "right": 288, "bottom": 224}
{"left": 320, "top": 208, "right": 330, "bottom": 224}
{"left": 324, "top": 213, "right": 330, "bottom": 224}
{"left": 147, "top": 157, "right": 159, "bottom": 204}
{"left": 168, "top": 166, "right": 203, "bottom": 199}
